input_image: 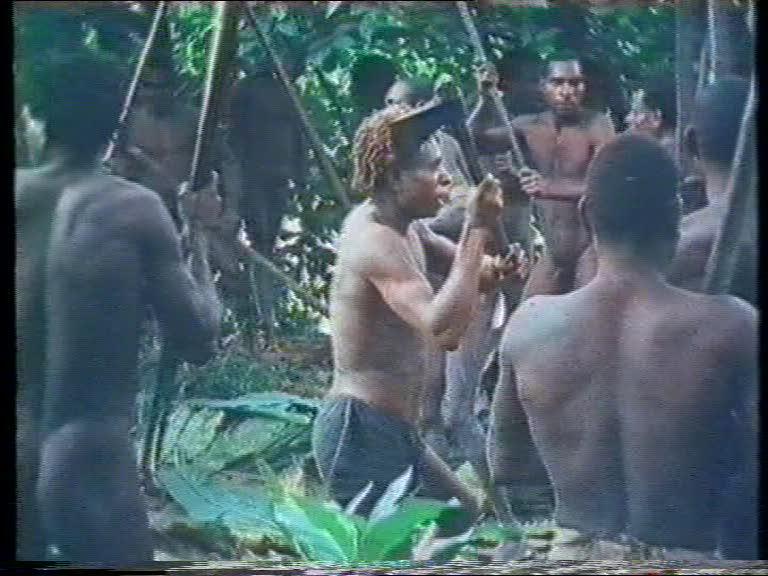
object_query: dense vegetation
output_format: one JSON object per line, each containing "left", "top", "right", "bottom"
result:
{"left": 17, "top": 1, "right": 727, "bottom": 564}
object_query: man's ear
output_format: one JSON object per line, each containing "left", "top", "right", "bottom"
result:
{"left": 577, "top": 195, "right": 593, "bottom": 242}
{"left": 683, "top": 125, "right": 699, "bottom": 160}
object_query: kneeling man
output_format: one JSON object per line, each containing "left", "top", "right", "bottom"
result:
{"left": 313, "top": 103, "right": 522, "bottom": 525}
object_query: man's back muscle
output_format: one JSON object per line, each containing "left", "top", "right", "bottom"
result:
{"left": 501, "top": 283, "right": 755, "bottom": 548}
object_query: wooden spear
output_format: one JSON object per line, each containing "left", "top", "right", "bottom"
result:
{"left": 702, "top": 76, "right": 756, "bottom": 295}
{"left": 103, "top": 1, "right": 167, "bottom": 165}
{"left": 142, "top": 0, "right": 241, "bottom": 482}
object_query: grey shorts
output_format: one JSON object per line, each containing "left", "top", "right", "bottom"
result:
{"left": 311, "top": 395, "right": 428, "bottom": 517}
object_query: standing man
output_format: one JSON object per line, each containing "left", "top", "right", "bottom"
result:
{"left": 16, "top": 51, "right": 222, "bottom": 564}
{"left": 312, "top": 103, "right": 522, "bottom": 528}
{"left": 111, "top": 61, "right": 199, "bottom": 229}
{"left": 471, "top": 58, "right": 615, "bottom": 298}
{"left": 667, "top": 77, "right": 756, "bottom": 306}
{"left": 490, "top": 134, "right": 757, "bottom": 559}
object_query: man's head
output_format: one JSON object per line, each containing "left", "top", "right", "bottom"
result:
{"left": 351, "top": 105, "right": 449, "bottom": 219}
{"left": 384, "top": 77, "right": 434, "bottom": 109}
{"left": 583, "top": 133, "right": 681, "bottom": 267}
{"left": 137, "top": 64, "right": 175, "bottom": 116}
{"left": 687, "top": 76, "right": 750, "bottom": 172}
{"left": 541, "top": 59, "right": 587, "bottom": 117}
{"left": 25, "top": 51, "right": 124, "bottom": 163}
{"left": 626, "top": 75, "right": 676, "bottom": 136}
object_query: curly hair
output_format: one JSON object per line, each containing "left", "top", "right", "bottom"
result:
{"left": 350, "top": 103, "right": 412, "bottom": 197}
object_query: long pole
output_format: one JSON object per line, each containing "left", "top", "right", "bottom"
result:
{"left": 702, "top": 76, "right": 756, "bottom": 295}
{"left": 103, "top": 1, "right": 167, "bottom": 165}
{"left": 456, "top": 1, "right": 527, "bottom": 170}
{"left": 143, "top": 0, "right": 241, "bottom": 481}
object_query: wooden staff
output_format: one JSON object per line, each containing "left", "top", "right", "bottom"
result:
{"left": 702, "top": 76, "right": 756, "bottom": 295}
{"left": 242, "top": 2, "right": 351, "bottom": 210}
{"left": 143, "top": 0, "right": 241, "bottom": 481}
{"left": 456, "top": 1, "right": 526, "bottom": 170}
{"left": 103, "top": 1, "right": 167, "bottom": 165}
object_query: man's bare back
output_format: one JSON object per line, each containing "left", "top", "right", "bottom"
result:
{"left": 490, "top": 134, "right": 757, "bottom": 558}
{"left": 494, "top": 278, "right": 756, "bottom": 549}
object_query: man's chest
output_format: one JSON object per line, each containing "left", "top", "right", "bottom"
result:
{"left": 524, "top": 123, "right": 596, "bottom": 177}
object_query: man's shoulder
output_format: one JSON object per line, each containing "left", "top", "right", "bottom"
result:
{"left": 338, "top": 204, "right": 407, "bottom": 261}
{"left": 668, "top": 287, "right": 757, "bottom": 339}
{"left": 500, "top": 293, "right": 568, "bottom": 357}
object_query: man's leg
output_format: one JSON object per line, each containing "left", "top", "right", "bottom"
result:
{"left": 37, "top": 419, "right": 154, "bottom": 565}
{"left": 416, "top": 444, "right": 481, "bottom": 536}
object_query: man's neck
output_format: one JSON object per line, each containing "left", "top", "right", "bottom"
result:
{"left": 551, "top": 108, "right": 587, "bottom": 130}
{"left": 371, "top": 194, "right": 412, "bottom": 234}
{"left": 44, "top": 146, "right": 100, "bottom": 173}
{"left": 593, "top": 246, "right": 668, "bottom": 290}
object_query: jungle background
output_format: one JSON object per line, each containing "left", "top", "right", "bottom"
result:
{"left": 13, "top": 0, "right": 755, "bottom": 568}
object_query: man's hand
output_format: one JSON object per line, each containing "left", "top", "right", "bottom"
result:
{"left": 467, "top": 173, "right": 504, "bottom": 231}
{"left": 178, "top": 172, "right": 228, "bottom": 231}
{"left": 517, "top": 167, "right": 547, "bottom": 199}
{"left": 476, "top": 62, "right": 501, "bottom": 96}
{"left": 480, "top": 243, "right": 530, "bottom": 292}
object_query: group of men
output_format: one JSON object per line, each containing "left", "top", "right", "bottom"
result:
{"left": 313, "top": 56, "right": 758, "bottom": 561}
{"left": 15, "top": 41, "right": 756, "bottom": 565}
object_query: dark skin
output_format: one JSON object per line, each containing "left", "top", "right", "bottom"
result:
{"left": 16, "top": 152, "right": 91, "bottom": 560}
{"left": 113, "top": 68, "right": 198, "bottom": 229}
{"left": 491, "top": 198, "right": 757, "bottom": 554}
{"left": 472, "top": 60, "right": 615, "bottom": 298}
{"left": 17, "top": 149, "right": 221, "bottom": 563}
{"left": 666, "top": 129, "right": 757, "bottom": 306}
{"left": 329, "top": 133, "right": 522, "bottom": 524}
{"left": 227, "top": 72, "right": 308, "bottom": 346}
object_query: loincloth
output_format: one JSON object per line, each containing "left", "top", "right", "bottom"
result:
{"left": 547, "top": 526, "right": 719, "bottom": 561}
{"left": 311, "top": 394, "right": 428, "bottom": 517}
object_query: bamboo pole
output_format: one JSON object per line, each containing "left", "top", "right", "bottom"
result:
{"left": 103, "top": 1, "right": 167, "bottom": 165}
{"left": 702, "top": 76, "right": 756, "bottom": 295}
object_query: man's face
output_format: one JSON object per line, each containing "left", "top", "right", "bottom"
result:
{"left": 625, "top": 89, "right": 663, "bottom": 135}
{"left": 396, "top": 138, "right": 451, "bottom": 218}
{"left": 139, "top": 70, "right": 174, "bottom": 114}
{"left": 542, "top": 61, "right": 586, "bottom": 115}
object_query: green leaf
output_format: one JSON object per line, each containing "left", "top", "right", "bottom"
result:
{"left": 272, "top": 496, "right": 349, "bottom": 563}
{"left": 292, "top": 496, "right": 361, "bottom": 560}
{"left": 345, "top": 480, "right": 374, "bottom": 516}
{"left": 358, "top": 497, "right": 456, "bottom": 563}
{"left": 368, "top": 465, "right": 414, "bottom": 523}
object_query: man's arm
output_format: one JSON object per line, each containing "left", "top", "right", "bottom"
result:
{"left": 417, "top": 220, "right": 517, "bottom": 294}
{"left": 137, "top": 192, "right": 221, "bottom": 364}
{"left": 718, "top": 300, "right": 758, "bottom": 558}
{"left": 488, "top": 320, "right": 549, "bottom": 523}
{"left": 363, "top": 218, "right": 490, "bottom": 351}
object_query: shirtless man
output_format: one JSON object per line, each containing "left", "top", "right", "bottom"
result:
{"left": 472, "top": 59, "right": 615, "bottom": 298}
{"left": 624, "top": 75, "right": 706, "bottom": 215}
{"left": 112, "top": 63, "right": 198, "bottom": 229}
{"left": 668, "top": 77, "right": 756, "bottom": 306}
{"left": 490, "top": 134, "right": 757, "bottom": 559}
{"left": 312, "top": 104, "right": 521, "bottom": 529}
{"left": 16, "top": 52, "right": 221, "bottom": 563}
